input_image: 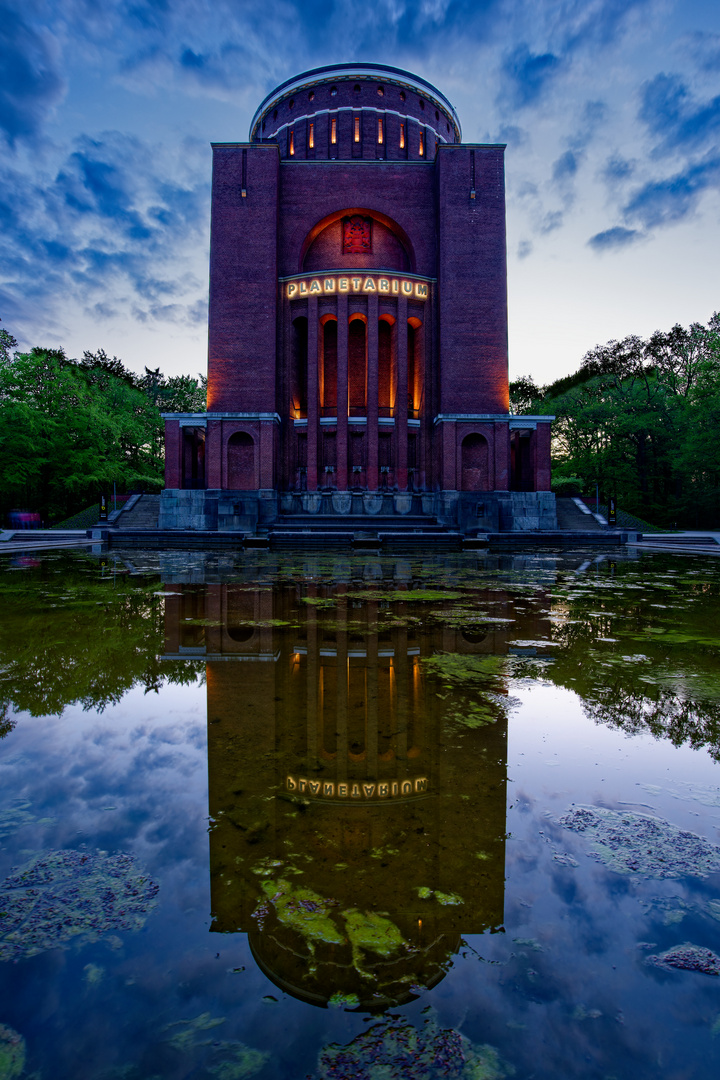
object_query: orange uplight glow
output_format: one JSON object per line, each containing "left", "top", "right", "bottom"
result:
{"left": 419, "top": 132, "right": 424, "bottom": 156}
{"left": 289, "top": 130, "right": 294, "bottom": 155}
{"left": 377, "top": 119, "right": 383, "bottom": 144}
{"left": 354, "top": 117, "right": 360, "bottom": 142}
{"left": 308, "top": 123, "right": 314, "bottom": 149}
{"left": 331, "top": 118, "right": 337, "bottom": 144}
{"left": 399, "top": 123, "right": 405, "bottom": 149}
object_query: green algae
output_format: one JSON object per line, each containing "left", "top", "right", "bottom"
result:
{"left": 164, "top": 1012, "right": 225, "bottom": 1053}
{"left": 342, "top": 909, "right": 406, "bottom": 969}
{"left": 328, "top": 992, "right": 360, "bottom": 1010}
{"left": 259, "top": 879, "right": 344, "bottom": 947}
{"left": 345, "top": 589, "right": 465, "bottom": 603}
{"left": 0, "top": 1025, "right": 24, "bottom": 1080}
{"left": 416, "top": 886, "right": 463, "bottom": 906}
{"left": 83, "top": 962, "right": 105, "bottom": 985}
{"left": 206, "top": 1041, "right": 269, "bottom": 1079}
{"left": 423, "top": 653, "right": 506, "bottom": 686}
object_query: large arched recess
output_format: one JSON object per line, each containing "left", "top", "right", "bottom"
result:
{"left": 299, "top": 207, "right": 416, "bottom": 274}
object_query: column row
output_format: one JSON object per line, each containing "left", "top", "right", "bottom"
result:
{"left": 290, "top": 296, "right": 425, "bottom": 491}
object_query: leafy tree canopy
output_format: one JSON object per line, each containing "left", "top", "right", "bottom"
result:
{"left": 512, "top": 313, "right": 720, "bottom": 528}
{"left": 0, "top": 327, "right": 206, "bottom": 524}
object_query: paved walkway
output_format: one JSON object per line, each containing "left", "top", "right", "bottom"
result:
{"left": 0, "top": 530, "right": 97, "bottom": 554}
{"left": 627, "top": 531, "right": 720, "bottom": 555}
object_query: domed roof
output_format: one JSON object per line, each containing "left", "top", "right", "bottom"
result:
{"left": 249, "top": 62, "right": 461, "bottom": 142}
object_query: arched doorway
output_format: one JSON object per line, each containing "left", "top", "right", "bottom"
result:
{"left": 227, "top": 432, "right": 255, "bottom": 489}
{"left": 461, "top": 433, "right": 489, "bottom": 491}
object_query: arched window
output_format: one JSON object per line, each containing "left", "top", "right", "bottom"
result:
{"left": 227, "top": 432, "right": 255, "bottom": 490}
{"left": 348, "top": 318, "right": 367, "bottom": 415}
{"left": 378, "top": 319, "right": 395, "bottom": 416}
{"left": 461, "top": 434, "right": 489, "bottom": 491}
{"left": 291, "top": 317, "right": 308, "bottom": 418}
{"left": 321, "top": 318, "right": 337, "bottom": 414}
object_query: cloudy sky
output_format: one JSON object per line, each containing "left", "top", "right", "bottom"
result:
{"left": 1, "top": 0, "right": 719, "bottom": 384}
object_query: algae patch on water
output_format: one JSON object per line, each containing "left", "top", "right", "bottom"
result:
{"left": 646, "top": 944, "right": 720, "bottom": 976}
{"left": 0, "top": 849, "right": 159, "bottom": 960}
{"left": 311, "top": 1016, "right": 514, "bottom": 1080}
{"left": 558, "top": 806, "right": 720, "bottom": 878}
{"left": 256, "top": 879, "right": 343, "bottom": 948}
{"left": 0, "top": 1025, "right": 24, "bottom": 1080}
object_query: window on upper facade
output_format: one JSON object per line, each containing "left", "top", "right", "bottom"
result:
{"left": 377, "top": 119, "right": 383, "bottom": 144}
{"left": 354, "top": 117, "right": 360, "bottom": 142}
{"left": 331, "top": 118, "right": 337, "bottom": 144}
{"left": 308, "top": 123, "right": 314, "bottom": 149}
{"left": 399, "top": 123, "right": 405, "bottom": 149}
{"left": 289, "top": 130, "right": 294, "bottom": 155}
{"left": 419, "top": 132, "right": 424, "bottom": 156}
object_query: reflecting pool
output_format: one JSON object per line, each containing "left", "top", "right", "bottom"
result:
{"left": 1, "top": 548, "right": 719, "bottom": 1079}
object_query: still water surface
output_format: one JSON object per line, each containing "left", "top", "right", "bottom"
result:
{"left": 0, "top": 548, "right": 719, "bottom": 1079}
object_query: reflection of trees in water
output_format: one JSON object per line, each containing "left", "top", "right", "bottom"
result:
{"left": 580, "top": 685, "right": 720, "bottom": 762}
{"left": 0, "top": 703, "right": 16, "bottom": 740}
{"left": 0, "top": 560, "right": 200, "bottom": 719}
{"left": 546, "top": 598, "right": 720, "bottom": 761}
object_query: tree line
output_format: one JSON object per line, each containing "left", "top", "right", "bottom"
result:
{"left": 510, "top": 313, "right": 720, "bottom": 528}
{"left": 0, "top": 325, "right": 205, "bottom": 525}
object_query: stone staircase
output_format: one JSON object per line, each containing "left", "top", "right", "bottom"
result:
{"left": 555, "top": 498, "right": 606, "bottom": 532}
{"left": 114, "top": 494, "right": 160, "bottom": 529}
{"left": 267, "top": 512, "right": 461, "bottom": 548}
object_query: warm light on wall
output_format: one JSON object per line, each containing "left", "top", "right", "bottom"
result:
{"left": 377, "top": 119, "right": 383, "bottom": 144}
{"left": 289, "top": 130, "right": 294, "bottom": 156}
{"left": 419, "top": 132, "right": 424, "bottom": 156}
{"left": 308, "top": 123, "right": 314, "bottom": 149}
{"left": 354, "top": 116, "right": 360, "bottom": 142}
{"left": 331, "top": 118, "right": 337, "bottom": 144}
{"left": 399, "top": 123, "right": 405, "bottom": 149}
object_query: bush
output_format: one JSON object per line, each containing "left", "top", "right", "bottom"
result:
{"left": 551, "top": 475, "right": 584, "bottom": 497}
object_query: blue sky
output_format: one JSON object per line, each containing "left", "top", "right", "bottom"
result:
{"left": 1, "top": 0, "right": 719, "bottom": 383}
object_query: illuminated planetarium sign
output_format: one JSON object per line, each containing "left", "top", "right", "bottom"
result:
{"left": 285, "top": 274, "right": 429, "bottom": 300}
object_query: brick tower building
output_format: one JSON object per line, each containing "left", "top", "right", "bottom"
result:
{"left": 161, "top": 63, "right": 555, "bottom": 534}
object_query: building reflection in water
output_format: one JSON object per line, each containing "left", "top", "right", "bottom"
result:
{"left": 162, "top": 559, "right": 549, "bottom": 1009}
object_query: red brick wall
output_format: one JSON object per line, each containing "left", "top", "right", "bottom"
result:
{"left": 436, "top": 146, "right": 509, "bottom": 416}
{"left": 207, "top": 145, "right": 279, "bottom": 413}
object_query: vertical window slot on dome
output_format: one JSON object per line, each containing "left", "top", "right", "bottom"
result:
{"left": 400, "top": 123, "right": 405, "bottom": 149}
{"left": 377, "top": 118, "right": 383, "bottom": 144}
{"left": 331, "top": 118, "right": 337, "bottom": 144}
{"left": 354, "top": 117, "right": 360, "bottom": 142}
{"left": 419, "top": 132, "right": 424, "bottom": 157}
{"left": 289, "top": 130, "right": 294, "bottom": 156}
{"left": 241, "top": 149, "right": 247, "bottom": 197}
{"left": 308, "top": 123, "right": 314, "bottom": 149}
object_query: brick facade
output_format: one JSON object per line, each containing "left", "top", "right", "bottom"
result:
{"left": 163, "top": 63, "right": 553, "bottom": 520}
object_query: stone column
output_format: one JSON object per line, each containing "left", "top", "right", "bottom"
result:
{"left": 396, "top": 297, "right": 408, "bottom": 490}
{"left": 494, "top": 421, "right": 510, "bottom": 490}
{"left": 367, "top": 294, "right": 379, "bottom": 491}
{"left": 307, "top": 297, "right": 319, "bottom": 491}
{"left": 336, "top": 295, "right": 349, "bottom": 491}
{"left": 534, "top": 422, "right": 552, "bottom": 491}
{"left": 206, "top": 419, "right": 223, "bottom": 489}
{"left": 164, "top": 419, "right": 183, "bottom": 489}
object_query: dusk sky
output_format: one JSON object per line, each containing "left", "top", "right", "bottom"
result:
{"left": 2, "top": 0, "right": 719, "bottom": 384}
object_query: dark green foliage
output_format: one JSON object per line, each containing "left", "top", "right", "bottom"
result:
{"left": 0, "top": 338, "right": 206, "bottom": 524}
{"left": 516, "top": 314, "right": 720, "bottom": 528}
